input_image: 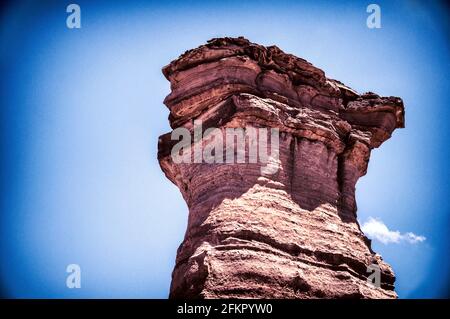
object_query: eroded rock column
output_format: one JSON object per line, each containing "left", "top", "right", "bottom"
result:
{"left": 158, "top": 37, "right": 404, "bottom": 298}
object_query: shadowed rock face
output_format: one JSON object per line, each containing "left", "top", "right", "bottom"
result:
{"left": 158, "top": 37, "right": 404, "bottom": 299}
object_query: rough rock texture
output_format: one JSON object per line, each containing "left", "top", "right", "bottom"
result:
{"left": 158, "top": 37, "right": 404, "bottom": 299}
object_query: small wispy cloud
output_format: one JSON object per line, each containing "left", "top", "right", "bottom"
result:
{"left": 361, "top": 217, "right": 426, "bottom": 244}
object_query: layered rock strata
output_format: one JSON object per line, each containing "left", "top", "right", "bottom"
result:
{"left": 158, "top": 37, "right": 404, "bottom": 298}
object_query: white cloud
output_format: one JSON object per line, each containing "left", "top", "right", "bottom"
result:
{"left": 361, "top": 217, "right": 426, "bottom": 245}
{"left": 404, "top": 232, "right": 426, "bottom": 244}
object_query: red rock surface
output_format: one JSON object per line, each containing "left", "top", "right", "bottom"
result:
{"left": 158, "top": 37, "right": 404, "bottom": 298}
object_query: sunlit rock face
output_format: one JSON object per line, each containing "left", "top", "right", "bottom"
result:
{"left": 158, "top": 37, "right": 404, "bottom": 299}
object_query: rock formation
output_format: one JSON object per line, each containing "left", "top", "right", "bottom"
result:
{"left": 158, "top": 37, "right": 404, "bottom": 298}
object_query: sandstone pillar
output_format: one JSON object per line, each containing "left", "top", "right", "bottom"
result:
{"left": 158, "top": 37, "right": 404, "bottom": 298}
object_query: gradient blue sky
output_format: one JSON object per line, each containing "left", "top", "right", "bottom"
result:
{"left": 0, "top": 0, "right": 449, "bottom": 298}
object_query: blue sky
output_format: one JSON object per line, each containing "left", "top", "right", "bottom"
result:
{"left": 0, "top": 0, "right": 449, "bottom": 298}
